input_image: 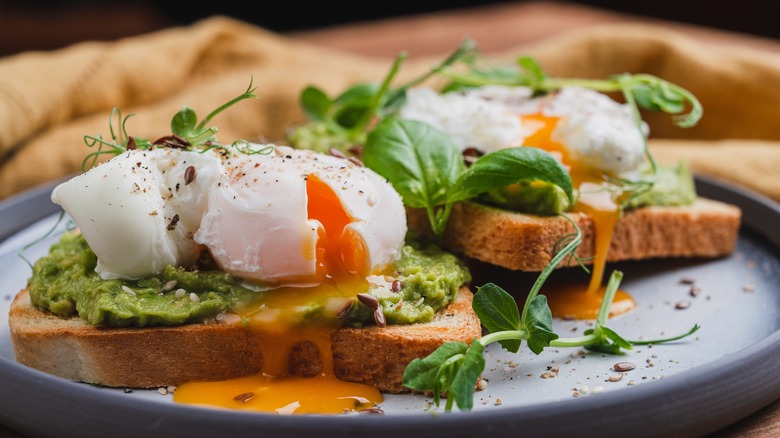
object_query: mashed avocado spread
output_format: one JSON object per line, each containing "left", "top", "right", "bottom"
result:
{"left": 477, "top": 160, "right": 696, "bottom": 215}
{"left": 28, "top": 232, "right": 470, "bottom": 328}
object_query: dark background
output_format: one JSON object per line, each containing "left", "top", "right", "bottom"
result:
{"left": 1, "top": 0, "right": 777, "bottom": 57}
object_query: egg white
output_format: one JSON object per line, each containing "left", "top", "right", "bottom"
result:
{"left": 399, "top": 85, "right": 648, "bottom": 176}
{"left": 51, "top": 144, "right": 407, "bottom": 283}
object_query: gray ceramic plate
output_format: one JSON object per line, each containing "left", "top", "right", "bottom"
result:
{"left": 1, "top": 175, "right": 779, "bottom": 438}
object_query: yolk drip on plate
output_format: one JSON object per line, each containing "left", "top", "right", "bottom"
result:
{"left": 174, "top": 173, "right": 383, "bottom": 414}
{"left": 520, "top": 114, "right": 636, "bottom": 320}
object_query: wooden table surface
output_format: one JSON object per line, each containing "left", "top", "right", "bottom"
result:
{"left": 288, "top": 2, "right": 780, "bottom": 437}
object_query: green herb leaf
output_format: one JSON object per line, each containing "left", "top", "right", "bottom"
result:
{"left": 473, "top": 283, "right": 521, "bottom": 352}
{"left": 402, "top": 341, "right": 468, "bottom": 392}
{"left": 601, "top": 326, "right": 632, "bottom": 350}
{"left": 523, "top": 295, "right": 559, "bottom": 354}
{"left": 171, "top": 106, "right": 198, "bottom": 139}
{"left": 450, "top": 341, "right": 485, "bottom": 412}
{"left": 516, "top": 55, "right": 547, "bottom": 85}
{"left": 450, "top": 147, "right": 574, "bottom": 205}
{"left": 300, "top": 86, "right": 332, "bottom": 122}
{"left": 363, "top": 117, "right": 465, "bottom": 234}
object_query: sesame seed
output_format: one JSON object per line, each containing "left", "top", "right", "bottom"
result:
{"left": 121, "top": 285, "right": 136, "bottom": 296}
{"left": 162, "top": 280, "right": 178, "bottom": 292}
{"left": 608, "top": 374, "right": 623, "bottom": 382}
{"left": 190, "top": 293, "right": 200, "bottom": 302}
{"left": 175, "top": 288, "right": 186, "bottom": 298}
{"left": 157, "top": 387, "right": 168, "bottom": 395}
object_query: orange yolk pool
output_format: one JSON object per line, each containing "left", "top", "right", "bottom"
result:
{"left": 520, "top": 114, "right": 636, "bottom": 320}
{"left": 174, "top": 173, "right": 384, "bottom": 414}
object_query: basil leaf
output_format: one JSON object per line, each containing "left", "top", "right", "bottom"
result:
{"left": 403, "top": 341, "right": 468, "bottom": 391}
{"left": 473, "top": 283, "right": 521, "bottom": 353}
{"left": 364, "top": 117, "right": 465, "bottom": 209}
{"left": 524, "top": 295, "right": 559, "bottom": 355}
{"left": 450, "top": 147, "right": 574, "bottom": 205}
{"left": 451, "top": 341, "right": 485, "bottom": 412}
{"left": 300, "top": 86, "right": 332, "bottom": 122}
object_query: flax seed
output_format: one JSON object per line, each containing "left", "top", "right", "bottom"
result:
{"left": 374, "top": 307, "right": 386, "bottom": 327}
{"left": 184, "top": 166, "right": 196, "bottom": 185}
{"left": 233, "top": 392, "right": 254, "bottom": 404}
{"left": 357, "top": 293, "right": 379, "bottom": 309}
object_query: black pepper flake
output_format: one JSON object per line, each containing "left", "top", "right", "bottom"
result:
{"left": 167, "top": 214, "right": 180, "bottom": 231}
{"left": 126, "top": 137, "right": 137, "bottom": 150}
{"left": 679, "top": 276, "right": 695, "bottom": 285}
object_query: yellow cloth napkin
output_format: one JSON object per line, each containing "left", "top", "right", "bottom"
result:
{"left": 1, "top": 16, "right": 779, "bottom": 202}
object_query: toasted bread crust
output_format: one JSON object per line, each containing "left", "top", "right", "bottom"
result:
{"left": 408, "top": 198, "right": 741, "bottom": 271}
{"left": 9, "top": 286, "right": 480, "bottom": 392}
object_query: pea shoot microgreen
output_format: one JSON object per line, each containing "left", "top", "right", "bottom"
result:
{"left": 436, "top": 54, "right": 703, "bottom": 207}
{"left": 81, "top": 79, "right": 259, "bottom": 171}
{"left": 287, "top": 39, "right": 478, "bottom": 153}
{"left": 403, "top": 266, "right": 701, "bottom": 413}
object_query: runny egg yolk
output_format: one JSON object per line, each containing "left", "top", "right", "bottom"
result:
{"left": 307, "top": 173, "right": 368, "bottom": 280}
{"left": 519, "top": 114, "right": 636, "bottom": 320}
{"left": 174, "top": 173, "right": 384, "bottom": 415}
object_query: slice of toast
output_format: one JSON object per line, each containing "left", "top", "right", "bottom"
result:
{"left": 408, "top": 198, "right": 741, "bottom": 272}
{"left": 8, "top": 286, "right": 481, "bottom": 393}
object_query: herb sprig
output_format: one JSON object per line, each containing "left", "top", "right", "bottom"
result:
{"left": 403, "top": 267, "right": 700, "bottom": 412}
{"left": 81, "top": 79, "right": 259, "bottom": 170}
{"left": 363, "top": 117, "right": 573, "bottom": 236}
{"left": 287, "top": 39, "right": 478, "bottom": 153}
{"left": 436, "top": 55, "right": 703, "bottom": 206}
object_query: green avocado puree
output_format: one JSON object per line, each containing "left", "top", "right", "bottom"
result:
{"left": 478, "top": 160, "right": 696, "bottom": 215}
{"left": 28, "top": 232, "right": 470, "bottom": 328}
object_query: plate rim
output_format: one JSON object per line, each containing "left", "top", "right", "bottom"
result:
{"left": 1, "top": 174, "right": 779, "bottom": 438}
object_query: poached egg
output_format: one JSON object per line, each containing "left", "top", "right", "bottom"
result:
{"left": 50, "top": 143, "right": 409, "bottom": 414}
{"left": 398, "top": 85, "right": 648, "bottom": 177}
{"left": 51, "top": 144, "right": 407, "bottom": 285}
{"left": 399, "top": 84, "right": 645, "bottom": 319}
